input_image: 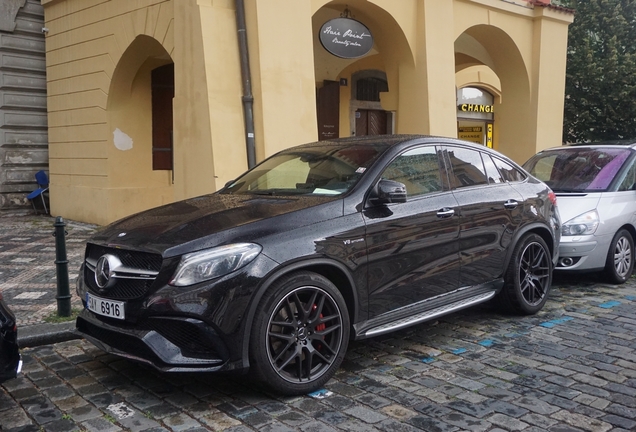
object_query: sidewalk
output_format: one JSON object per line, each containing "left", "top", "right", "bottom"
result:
{"left": 0, "top": 212, "right": 98, "bottom": 347}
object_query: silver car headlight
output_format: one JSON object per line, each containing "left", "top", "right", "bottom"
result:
{"left": 170, "top": 243, "right": 262, "bottom": 286}
{"left": 562, "top": 210, "right": 599, "bottom": 236}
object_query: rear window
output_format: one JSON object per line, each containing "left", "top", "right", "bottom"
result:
{"left": 523, "top": 148, "right": 632, "bottom": 192}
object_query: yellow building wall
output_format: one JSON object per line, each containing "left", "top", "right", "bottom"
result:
{"left": 245, "top": 0, "right": 318, "bottom": 161}
{"left": 43, "top": 0, "right": 572, "bottom": 225}
{"left": 43, "top": 0, "right": 177, "bottom": 225}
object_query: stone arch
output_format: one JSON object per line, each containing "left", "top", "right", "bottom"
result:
{"left": 455, "top": 25, "right": 531, "bottom": 161}
{"left": 312, "top": 0, "right": 414, "bottom": 137}
{"left": 107, "top": 35, "right": 174, "bottom": 193}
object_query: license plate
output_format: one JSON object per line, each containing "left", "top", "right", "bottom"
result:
{"left": 86, "top": 293, "right": 125, "bottom": 320}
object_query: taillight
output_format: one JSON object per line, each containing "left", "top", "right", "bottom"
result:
{"left": 548, "top": 191, "right": 557, "bottom": 206}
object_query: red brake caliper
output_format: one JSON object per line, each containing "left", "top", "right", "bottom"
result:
{"left": 313, "top": 305, "right": 325, "bottom": 350}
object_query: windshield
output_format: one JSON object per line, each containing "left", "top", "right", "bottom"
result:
{"left": 221, "top": 144, "right": 386, "bottom": 196}
{"left": 523, "top": 147, "right": 631, "bottom": 193}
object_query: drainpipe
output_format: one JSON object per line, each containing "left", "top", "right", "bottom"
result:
{"left": 235, "top": 0, "right": 257, "bottom": 169}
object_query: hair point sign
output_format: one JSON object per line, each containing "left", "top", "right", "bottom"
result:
{"left": 319, "top": 18, "right": 374, "bottom": 59}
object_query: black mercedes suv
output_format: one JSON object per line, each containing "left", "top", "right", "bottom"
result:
{"left": 76, "top": 135, "right": 560, "bottom": 395}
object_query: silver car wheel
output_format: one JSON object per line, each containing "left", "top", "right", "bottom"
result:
{"left": 613, "top": 235, "right": 632, "bottom": 278}
{"left": 605, "top": 229, "right": 635, "bottom": 284}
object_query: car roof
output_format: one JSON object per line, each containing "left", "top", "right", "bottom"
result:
{"left": 281, "top": 134, "right": 522, "bottom": 168}
{"left": 566, "top": 139, "right": 636, "bottom": 148}
{"left": 293, "top": 134, "right": 504, "bottom": 154}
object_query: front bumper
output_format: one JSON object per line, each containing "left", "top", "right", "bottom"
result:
{"left": 75, "top": 250, "right": 279, "bottom": 373}
{"left": 556, "top": 233, "right": 611, "bottom": 272}
{"left": 76, "top": 310, "right": 234, "bottom": 372}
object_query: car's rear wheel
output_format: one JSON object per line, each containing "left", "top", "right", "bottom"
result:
{"left": 249, "top": 271, "right": 349, "bottom": 395}
{"left": 605, "top": 229, "right": 634, "bottom": 284}
{"left": 498, "top": 233, "right": 552, "bottom": 315}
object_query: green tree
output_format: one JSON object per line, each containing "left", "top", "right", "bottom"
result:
{"left": 561, "top": 0, "right": 636, "bottom": 143}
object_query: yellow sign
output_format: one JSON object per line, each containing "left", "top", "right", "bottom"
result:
{"left": 486, "top": 124, "right": 493, "bottom": 148}
{"left": 458, "top": 127, "right": 483, "bottom": 144}
{"left": 458, "top": 104, "right": 494, "bottom": 113}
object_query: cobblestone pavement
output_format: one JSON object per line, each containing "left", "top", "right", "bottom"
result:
{"left": 0, "top": 214, "right": 97, "bottom": 327}
{"left": 2, "top": 267, "right": 636, "bottom": 431}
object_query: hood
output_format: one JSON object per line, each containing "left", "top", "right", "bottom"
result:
{"left": 91, "top": 193, "right": 342, "bottom": 257}
{"left": 554, "top": 193, "right": 601, "bottom": 223}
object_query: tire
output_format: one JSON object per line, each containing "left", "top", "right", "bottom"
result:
{"left": 604, "top": 229, "right": 634, "bottom": 284}
{"left": 249, "top": 271, "right": 350, "bottom": 395}
{"left": 498, "top": 233, "right": 552, "bottom": 315}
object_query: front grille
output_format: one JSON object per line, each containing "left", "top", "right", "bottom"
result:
{"left": 86, "top": 245, "right": 162, "bottom": 272}
{"left": 85, "top": 244, "right": 163, "bottom": 300}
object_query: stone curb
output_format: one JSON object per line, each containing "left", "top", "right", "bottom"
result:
{"left": 18, "top": 321, "right": 81, "bottom": 348}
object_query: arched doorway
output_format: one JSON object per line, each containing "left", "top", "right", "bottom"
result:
{"left": 457, "top": 87, "right": 494, "bottom": 147}
{"left": 455, "top": 25, "right": 531, "bottom": 161}
{"left": 351, "top": 70, "right": 391, "bottom": 136}
{"left": 106, "top": 35, "right": 175, "bottom": 215}
{"left": 312, "top": 1, "right": 411, "bottom": 140}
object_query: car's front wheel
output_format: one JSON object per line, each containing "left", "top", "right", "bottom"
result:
{"left": 249, "top": 271, "right": 350, "bottom": 395}
{"left": 605, "top": 229, "right": 634, "bottom": 284}
{"left": 498, "top": 233, "right": 552, "bottom": 315}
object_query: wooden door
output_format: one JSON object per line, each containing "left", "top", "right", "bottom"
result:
{"left": 317, "top": 80, "right": 340, "bottom": 141}
{"left": 355, "top": 109, "right": 387, "bottom": 136}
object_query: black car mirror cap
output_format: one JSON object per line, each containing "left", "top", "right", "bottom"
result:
{"left": 370, "top": 179, "right": 407, "bottom": 205}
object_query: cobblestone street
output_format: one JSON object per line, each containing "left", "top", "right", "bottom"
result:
{"left": 2, "top": 270, "right": 636, "bottom": 431}
{"left": 0, "top": 215, "right": 96, "bottom": 327}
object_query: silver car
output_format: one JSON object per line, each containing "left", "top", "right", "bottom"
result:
{"left": 523, "top": 141, "right": 636, "bottom": 283}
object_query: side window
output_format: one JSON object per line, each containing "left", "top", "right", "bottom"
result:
{"left": 492, "top": 157, "right": 527, "bottom": 183}
{"left": 617, "top": 160, "right": 636, "bottom": 191}
{"left": 381, "top": 146, "right": 443, "bottom": 198}
{"left": 482, "top": 154, "right": 504, "bottom": 184}
{"left": 446, "top": 147, "right": 488, "bottom": 189}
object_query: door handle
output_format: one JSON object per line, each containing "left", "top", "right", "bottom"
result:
{"left": 437, "top": 207, "right": 455, "bottom": 218}
{"left": 504, "top": 199, "right": 519, "bottom": 210}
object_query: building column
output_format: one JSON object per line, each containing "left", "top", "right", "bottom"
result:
{"left": 396, "top": 0, "right": 457, "bottom": 137}
{"left": 529, "top": 7, "right": 573, "bottom": 152}
{"left": 244, "top": 0, "right": 318, "bottom": 159}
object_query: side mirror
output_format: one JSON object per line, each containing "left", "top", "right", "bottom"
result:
{"left": 370, "top": 179, "right": 407, "bottom": 205}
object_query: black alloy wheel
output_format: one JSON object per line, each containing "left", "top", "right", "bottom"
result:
{"left": 605, "top": 229, "right": 634, "bottom": 284}
{"left": 250, "top": 271, "right": 350, "bottom": 395}
{"left": 498, "top": 233, "right": 552, "bottom": 315}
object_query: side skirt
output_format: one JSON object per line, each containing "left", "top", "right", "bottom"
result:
{"left": 354, "top": 282, "right": 502, "bottom": 339}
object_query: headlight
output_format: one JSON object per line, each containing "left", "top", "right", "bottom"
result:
{"left": 170, "top": 243, "right": 262, "bottom": 286}
{"left": 562, "top": 210, "right": 599, "bottom": 236}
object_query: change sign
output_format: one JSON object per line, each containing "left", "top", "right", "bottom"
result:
{"left": 319, "top": 18, "right": 374, "bottom": 59}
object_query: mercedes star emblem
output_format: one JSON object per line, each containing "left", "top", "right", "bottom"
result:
{"left": 94, "top": 254, "right": 122, "bottom": 289}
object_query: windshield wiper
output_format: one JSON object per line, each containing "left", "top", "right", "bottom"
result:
{"left": 249, "top": 190, "right": 277, "bottom": 196}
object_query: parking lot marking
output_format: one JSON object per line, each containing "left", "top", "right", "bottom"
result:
{"left": 539, "top": 316, "right": 574, "bottom": 328}
{"left": 308, "top": 389, "right": 333, "bottom": 399}
{"left": 598, "top": 300, "right": 621, "bottom": 308}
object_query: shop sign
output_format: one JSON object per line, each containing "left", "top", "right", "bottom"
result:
{"left": 458, "top": 104, "right": 494, "bottom": 113}
{"left": 319, "top": 18, "right": 373, "bottom": 59}
{"left": 458, "top": 126, "right": 483, "bottom": 145}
